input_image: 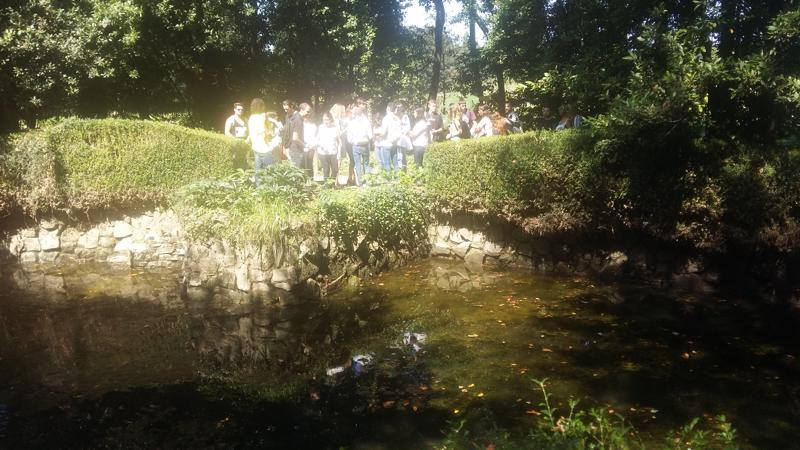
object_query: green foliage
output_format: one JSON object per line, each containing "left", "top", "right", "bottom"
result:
{"left": 173, "top": 163, "right": 315, "bottom": 247}
{"left": 438, "top": 378, "right": 739, "bottom": 450}
{"left": 425, "top": 130, "right": 605, "bottom": 233}
{"left": 2, "top": 118, "right": 249, "bottom": 215}
{"left": 317, "top": 184, "right": 431, "bottom": 252}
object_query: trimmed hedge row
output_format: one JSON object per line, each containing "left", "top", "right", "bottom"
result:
{"left": 1, "top": 118, "right": 249, "bottom": 216}
{"left": 425, "top": 130, "right": 606, "bottom": 233}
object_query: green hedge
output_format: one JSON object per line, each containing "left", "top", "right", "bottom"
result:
{"left": 2, "top": 118, "right": 249, "bottom": 215}
{"left": 425, "top": 130, "right": 606, "bottom": 233}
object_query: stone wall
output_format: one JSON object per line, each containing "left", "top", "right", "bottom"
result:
{"left": 1, "top": 209, "right": 723, "bottom": 298}
{"left": 0, "top": 210, "right": 186, "bottom": 268}
{"left": 183, "top": 231, "right": 427, "bottom": 303}
{"left": 427, "top": 221, "right": 720, "bottom": 294}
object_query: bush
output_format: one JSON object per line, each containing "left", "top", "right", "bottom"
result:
{"left": 2, "top": 118, "right": 249, "bottom": 215}
{"left": 317, "top": 183, "right": 431, "bottom": 252}
{"left": 425, "top": 130, "right": 605, "bottom": 234}
{"left": 173, "top": 163, "right": 316, "bottom": 247}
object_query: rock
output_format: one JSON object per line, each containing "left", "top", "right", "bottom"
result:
{"left": 452, "top": 241, "right": 471, "bottom": 258}
{"left": 114, "top": 237, "right": 149, "bottom": 254}
{"left": 671, "top": 273, "right": 715, "bottom": 294}
{"left": 97, "top": 223, "right": 113, "bottom": 237}
{"left": 235, "top": 263, "right": 251, "bottom": 292}
{"left": 38, "top": 230, "right": 60, "bottom": 251}
{"left": 436, "top": 225, "right": 451, "bottom": 240}
{"left": 464, "top": 249, "right": 485, "bottom": 272}
{"left": 8, "top": 235, "right": 24, "bottom": 255}
{"left": 483, "top": 241, "right": 503, "bottom": 257}
{"left": 20, "top": 228, "right": 37, "bottom": 238}
{"left": 39, "top": 251, "right": 59, "bottom": 263}
{"left": 23, "top": 238, "right": 41, "bottom": 252}
{"left": 99, "top": 236, "right": 116, "bottom": 249}
{"left": 60, "top": 229, "right": 81, "bottom": 253}
{"left": 112, "top": 221, "right": 134, "bottom": 238}
{"left": 469, "top": 232, "right": 486, "bottom": 249}
{"left": 431, "top": 239, "right": 451, "bottom": 257}
{"left": 457, "top": 227, "right": 473, "bottom": 241}
{"left": 530, "top": 238, "right": 551, "bottom": 256}
{"left": 39, "top": 219, "right": 61, "bottom": 231}
{"left": 448, "top": 230, "right": 465, "bottom": 244}
{"left": 156, "top": 244, "right": 175, "bottom": 255}
{"left": 108, "top": 251, "right": 132, "bottom": 266}
{"left": 684, "top": 259, "right": 702, "bottom": 274}
{"left": 44, "top": 275, "right": 65, "bottom": 292}
{"left": 20, "top": 252, "right": 38, "bottom": 263}
{"left": 272, "top": 266, "right": 298, "bottom": 290}
{"left": 79, "top": 229, "right": 100, "bottom": 249}
{"left": 601, "top": 251, "right": 629, "bottom": 275}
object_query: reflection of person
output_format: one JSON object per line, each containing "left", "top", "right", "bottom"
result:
{"left": 224, "top": 103, "right": 248, "bottom": 139}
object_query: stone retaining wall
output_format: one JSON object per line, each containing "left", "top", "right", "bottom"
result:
{"left": 427, "top": 221, "right": 720, "bottom": 294}
{"left": 0, "top": 210, "right": 186, "bottom": 268}
{"left": 1, "top": 210, "right": 722, "bottom": 297}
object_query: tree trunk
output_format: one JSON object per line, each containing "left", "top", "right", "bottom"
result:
{"left": 428, "top": 0, "right": 445, "bottom": 100}
{"left": 495, "top": 66, "right": 505, "bottom": 112}
{"left": 469, "top": 16, "right": 481, "bottom": 99}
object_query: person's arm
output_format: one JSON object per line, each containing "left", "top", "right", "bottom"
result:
{"left": 224, "top": 117, "right": 234, "bottom": 137}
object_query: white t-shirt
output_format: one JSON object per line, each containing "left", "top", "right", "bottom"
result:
{"left": 248, "top": 113, "right": 269, "bottom": 153}
{"left": 410, "top": 119, "right": 429, "bottom": 147}
{"left": 472, "top": 116, "right": 494, "bottom": 138}
{"left": 316, "top": 124, "right": 339, "bottom": 156}
{"left": 304, "top": 122, "right": 318, "bottom": 152}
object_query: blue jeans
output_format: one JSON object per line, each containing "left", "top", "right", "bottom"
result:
{"left": 352, "top": 144, "right": 370, "bottom": 186}
{"left": 254, "top": 152, "right": 274, "bottom": 170}
{"left": 377, "top": 145, "right": 396, "bottom": 172}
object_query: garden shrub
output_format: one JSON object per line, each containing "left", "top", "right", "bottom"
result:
{"left": 4, "top": 117, "right": 249, "bottom": 215}
{"left": 425, "top": 130, "right": 605, "bottom": 234}
{"left": 173, "top": 163, "right": 315, "bottom": 248}
{"left": 317, "top": 184, "right": 431, "bottom": 252}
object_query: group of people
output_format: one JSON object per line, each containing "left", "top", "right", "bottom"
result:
{"left": 224, "top": 96, "right": 558, "bottom": 186}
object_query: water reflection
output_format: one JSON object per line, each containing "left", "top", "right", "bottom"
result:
{"left": 1, "top": 259, "right": 799, "bottom": 448}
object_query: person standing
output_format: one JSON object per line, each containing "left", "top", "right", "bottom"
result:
{"left": 471, "top": 104, "right": 495, "bottom": 138}
{"left": 376, "top": 102, "right": 401, "bottom": 173}
{"left": 425, "top": 100, "right": 444, "bottom": 143}
{"left": 316, "top": 112, "right": 340, "bottom": 181}
{"left": 247, "top": 98, "right": 273, "bottom": 170}
{"left": 506, "top": 102, "right": 522, "bottom": 134}
{"left": 287, "top": 103, "right": 311, "bottom": 169}
{"left": 224, "top": 103, "right": 248, "bottom": 139}
{"left": 346, "top": 104, "right": 373, "bottom": 186}
{"left": 303, "top": 112, "right": 318, "bottom": 178}
{"left": 408, "top": 107, "right": 429, "bottom": 168}
{"left": 281, "top": 100, "right": 295, "bottom": 160}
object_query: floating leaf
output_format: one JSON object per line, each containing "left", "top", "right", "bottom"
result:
{"left": 467, "top": 334, "right": 479, "bottom": 338}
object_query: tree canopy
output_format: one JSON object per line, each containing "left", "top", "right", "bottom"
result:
{"left": 0, "top": 0, "right": 797, "bottom": 143}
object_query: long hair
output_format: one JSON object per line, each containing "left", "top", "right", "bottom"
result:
{"left": 250, "top": 98, "right": 266, "bottom": 115}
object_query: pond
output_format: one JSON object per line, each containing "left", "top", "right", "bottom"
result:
{"left": 1, "top": 259, "right": 798, "bottom": 448}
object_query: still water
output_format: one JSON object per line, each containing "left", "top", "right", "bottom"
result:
{"left": 0, "top": 259, "right": 798, "bottom": 448}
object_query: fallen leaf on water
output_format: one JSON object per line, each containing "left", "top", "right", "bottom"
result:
{"left": 382, "top": 400, "right": 395, "bottom": 408}
{"left": 453, "top": 409, "right": 461, "bottom": 414}
{"left": 468, "top": 383, "right": 475, "bottom": 388}
{"left": 525, "top": 410, "right": 541, "bottom": 416}
{"left": 477, "top": 392, "right": 485, "bottom": 397}
{"left": 681, "top": 352, "right": 690, "bottom": 360}
{"left": 412, "top": 405, "right": 418, "bottom": 412}
{"left": 542, "top": 348, "right": 553, "bottom": 352}
{"left": 467, "top": 334, "right": 479, "bottom": 338}
{"left": 461, "top": 388, "right": 469, "bottom": 393}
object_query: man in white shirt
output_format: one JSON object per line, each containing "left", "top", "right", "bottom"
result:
{"left": 346, "top": 105, "right": 373, "bottom": 186}
{"left": 376, "top": 102, "right": 401, "bottom": 172}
